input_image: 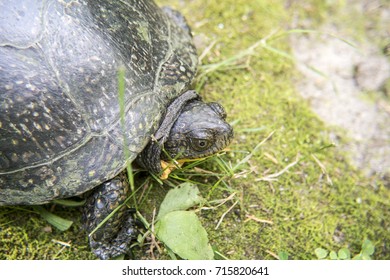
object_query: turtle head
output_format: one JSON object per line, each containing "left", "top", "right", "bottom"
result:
{"left": 135, "top": 92, "right": 233, "bottom": 175}
{"left": 163, "top": 100, "right": 233, "bottom": 160}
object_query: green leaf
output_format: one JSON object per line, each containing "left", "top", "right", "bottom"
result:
{"left": 278, "top": 251, "right": 289, "bottom": 260}
{"left": 361, "top": 239, "right": 375, "bottom": 256}
{"left": 155, "top": 211, "right": 214, "bottom": 260}
{"left": 338, "top": 248, "right": 351, "bottom": 260}
{"left": 33, "top": 206, "right": 73, "bottom": 231}
{"left": 329, "top": 251, "right": 338, "bottom": 260}
{"left": 157, "top": 183, "right": 204, "bottom": 220}
{"left": 315, "top": 248, "right": 328, "bottom": 259}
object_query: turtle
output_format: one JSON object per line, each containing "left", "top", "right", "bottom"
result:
{"left": 0, "top": 0, "right": 233, "bottom": 259}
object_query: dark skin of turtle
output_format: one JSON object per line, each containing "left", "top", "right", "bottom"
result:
{"left": 0, "top": 0, "right": 233, "bottom": 259}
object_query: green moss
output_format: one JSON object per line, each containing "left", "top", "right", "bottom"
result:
{"left": 0, "top": 206, "right": 95, "bottom": 259}
{"left": 1, "top": 0, "right": 389, "bottom": 260}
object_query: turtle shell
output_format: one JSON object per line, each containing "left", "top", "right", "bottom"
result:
{"left": 0, "top": 0, "right": 197, "bottom": 205}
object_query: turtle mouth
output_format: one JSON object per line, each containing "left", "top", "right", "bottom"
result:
{"left": 211, "top": 125, "right": 233, "bottom": 153}
{"left": 210, "top": 126, "right": 234, "bottom": 155}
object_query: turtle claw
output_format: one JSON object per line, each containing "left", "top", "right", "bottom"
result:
{"left": 89, "top": 215, "right": 137, "bottom": 260}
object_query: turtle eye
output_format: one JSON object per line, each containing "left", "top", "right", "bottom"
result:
{"left": 191, "top": 138, "right": 212, "bottom": 152}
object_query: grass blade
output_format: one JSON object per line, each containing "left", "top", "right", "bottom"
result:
{"left": 33, "top": 206, "right": 73, "bottom": 232}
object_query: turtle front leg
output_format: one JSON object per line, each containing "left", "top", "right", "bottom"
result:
{"left": 82, "top": 173, "right": 136, "bottom": 260}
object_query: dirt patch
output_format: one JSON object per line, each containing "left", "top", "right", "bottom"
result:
{"left": 289, "top": 1, "right": 390, "bottom": 178}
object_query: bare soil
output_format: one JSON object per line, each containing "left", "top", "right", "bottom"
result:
{"left": 290, "top": 1, "right": 390, "bottom": 178}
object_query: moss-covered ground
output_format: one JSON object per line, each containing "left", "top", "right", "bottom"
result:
{"left": 1, "top": 0, "right": 389, "bottom": 260}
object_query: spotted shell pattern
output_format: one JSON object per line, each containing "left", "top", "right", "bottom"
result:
{"left": 0, "top": 0, "right": 197, "bottom": 205}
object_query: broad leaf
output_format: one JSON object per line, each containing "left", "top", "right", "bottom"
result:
{"left": 157, "top": 183, "right": 204, "bottom": 220}
{"left": 338, "top": 248, "right": 351, "bottom": 260}
{"left": 155, "top": 211, "right": 214, "bottom": 260}
{"left": 329, "top": 251, "right": 338, "bottom": 260}
{"left": 361, "top": 239, "right": 375, "bottom": 256}
{"left": 314, "top": 248, "right": 328, "bottom": 259}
